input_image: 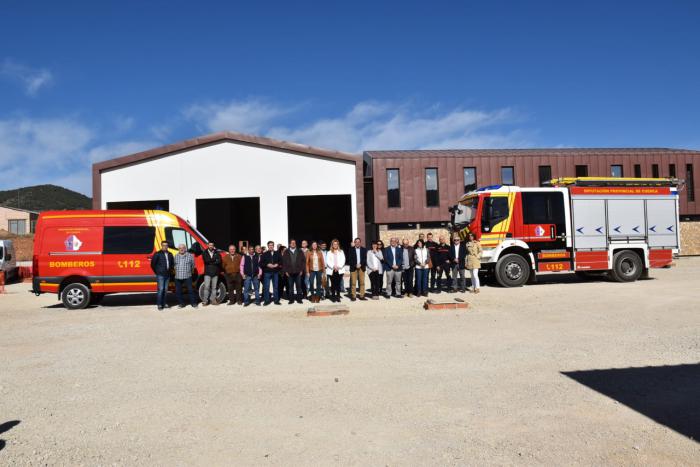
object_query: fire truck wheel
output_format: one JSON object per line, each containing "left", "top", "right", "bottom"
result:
{"left": 610, "top": 250, "right": 643, "bottom": 282}
{"left": 198, "top": 280, "right": 228, "bottom": 304}
{"left": 61, "top": 283, "right": 91, "bottom": 310}
{"left": 494, "top": 254, "right": 530, "bottom": 287}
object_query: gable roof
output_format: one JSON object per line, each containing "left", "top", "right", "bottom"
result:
{"left": 93, "top": 131, "right": 360, "bottom": 174}
{"left": 0, "top": 205, "right": 39, "bottom": 215}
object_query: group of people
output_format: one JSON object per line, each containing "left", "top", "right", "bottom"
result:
{"left": 150, "top": 231, "right": 482, "bottom": 310}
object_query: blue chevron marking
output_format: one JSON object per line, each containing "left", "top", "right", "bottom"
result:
{"left": 650, "top": 225, "right": 656, "bottom": 232}
{"left": 613, "top": 226, "right": 621, "bottom": 233}
{"left": 667, "top": 225, "right": 674, "bottom": 232}
{"left": 632, "top": 226, "right": 640, "bottom": 233}
{"left": 576, "top": 227, "right": 584, "bottom": 234}
{"left": 595, "top": 226, "right": 603, "bottom": 234}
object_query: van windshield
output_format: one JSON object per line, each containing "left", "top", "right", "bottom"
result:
{"left": 0, "top": 246, "right": 4, "bottom": 260}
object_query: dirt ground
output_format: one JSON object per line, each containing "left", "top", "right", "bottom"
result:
{"left": 1, "top": 259, "right": 699, "bottom": 466}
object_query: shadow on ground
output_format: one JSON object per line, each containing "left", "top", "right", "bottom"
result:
{"left": 0, "top": 420, "right": 21, "bottom": 452}
{"left": 563, "top": 363, "right": 700, "bottom": 442}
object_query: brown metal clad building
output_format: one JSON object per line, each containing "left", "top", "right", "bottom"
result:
{"left": 364, "top": 148, "right": 700, "bottom": 228}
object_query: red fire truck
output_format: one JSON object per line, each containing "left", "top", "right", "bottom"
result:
{"left": 449, "top": 177, "right": 680, "bottom": 287}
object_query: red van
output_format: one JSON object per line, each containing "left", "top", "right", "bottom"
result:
{"left": 32, "top": 210, "right": 226, "bottom": 309}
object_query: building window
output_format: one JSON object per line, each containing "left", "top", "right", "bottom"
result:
{"left": 538, "top": 165, "right": 552, "bottom": 186}
{"left": 687, "top": 164, "right": 695, "bottom": 202}
{"left": 387, "top": 169, "right": 400, "bottom": 208}
{"left": 501, "top": 166, "right": 515, "bottom": 185}
{"left": 634, "top": 164, "right": 642, "bottom": 178}
{"left": 463, "top": 167, "right": 477, "bottom": 193}
{"left": 652, "top": 164, "right": 659, "bottom": 178}
{"left": 425, "top": 168, "right": 439, "bottom": 207}
{"left": 669, "top": 164, "right": 676, "bottom": 178}
{"left": 103, "top": 226, "right": 156, "bottom": 254}
{"left": 611, "top": 165, "right": 623, "bottom": 178}
{"left": 8, "top": 219, "right": 26, "bottom": 235}
{"left": 575, "top": 165, "right": 588, "bottom": 177}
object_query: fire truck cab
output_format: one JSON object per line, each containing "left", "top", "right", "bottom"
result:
{"left": 449, "top": 177, "right": 680, "bottom": 287}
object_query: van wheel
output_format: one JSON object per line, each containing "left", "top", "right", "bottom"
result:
{"left": 198, "top": 280, "right": 227, "bottom": 304}
{"left": 62, "top": 283, "right": 91, "bottom": 309}
{"left": 495, "top": 254, "right": 530, "bottom": 287}
{"left": 610, "top": 251, "right": 642, "bottom": 282}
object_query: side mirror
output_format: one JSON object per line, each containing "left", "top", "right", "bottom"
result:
{"left": 189, "top": 243, "right": 203, "bottom": 256}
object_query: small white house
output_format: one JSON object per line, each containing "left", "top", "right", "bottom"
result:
{"left": 93, "top": 132, "right": 365, "bottom": 249}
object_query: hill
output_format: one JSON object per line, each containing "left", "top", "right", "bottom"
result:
{"left": 0, "top": 184, "right": 92, "bottom": 211}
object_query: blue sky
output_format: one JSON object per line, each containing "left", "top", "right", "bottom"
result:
{"left": 1, "top": 0, "right": 699, "bottom": 195}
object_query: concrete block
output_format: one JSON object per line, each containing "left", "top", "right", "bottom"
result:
{"left": 423, "top": 299, "right": 469, "bottom": 310}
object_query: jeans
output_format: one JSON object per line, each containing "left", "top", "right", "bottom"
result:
{"left": 349, "top": 268, "right": 366, "bottom": 298}
{"left": 430, "top": 267, "right": 439, "bottom": 290}
{"left": 308, "top": 270, "right": 323, "bottom": 296}
{"left": 263, "top": 271, "right": 279, "bottom": 304}
{"left": 451, "top": 265, "right": 466, "bottom": 290}
{"left": 402, "top": 267, "right": 414, "bottom": 295}
{"left": 469, "top": 268, "right": 480, "bottom": 289}
{"left": 330, "top": 271, "right": 342, "bottom": 298}
{"left": 243, "top": 275, "right": 260, "bottom": 304}
{"left": 415, "top": 268, "right": 429, "bottom": 295}
{"left": 156, "top": 274, "right": 169, "bottom": 307}
{"left": 202, "top": 275, "right": 219, "bottom": 303}
{"left": 174, "top": 276, "right": 196, "bottom": 306}
{"left": 287, "top": 272, "right": 302, "bottom": 301}
{"left": 385, "top": 269, "right": 402, "bottom": 296}
{"left": 369, "top": 270, "right": 382, "bottom": 297}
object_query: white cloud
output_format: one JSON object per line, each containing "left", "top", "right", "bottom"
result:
{"left": 185, "top": 98, "right": 533, "bottom": 153}
{"left": 0, "top": 116, "right": 158, "bottom": 196}
{"left": 1, "top": 59, "right": 54, "bottom": 96}
{"left": 183, "top": 98, "right": 292, "bottom": 134}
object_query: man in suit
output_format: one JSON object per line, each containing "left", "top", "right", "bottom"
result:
{"left": 282, "top": 239, "right": 306, "bottom": 304}
{"left": 448, "top": 236, "right": 468, "bottom": 293}
{"left": 260, "top": 240, "right": 282, "bottom": 306}
{"left": 150, "top": 240, "right": 174, "bottom": 311}
{"left": 347, "top": 237, "right": 367, "bottom": 301}
{"left": 383, "top": 237, "right": 403, "bottom": 298}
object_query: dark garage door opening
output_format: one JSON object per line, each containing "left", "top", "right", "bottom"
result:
{"left": 287, "top": 195, "right": 352, "bottom": 250}
{"left": 196, "top": 198, "right": 260, "bottom": 249}
{"left": 107, "top": 200, "right": 169, "bottom": 211}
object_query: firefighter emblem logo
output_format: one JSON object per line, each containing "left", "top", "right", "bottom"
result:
{"left": 534, "top": 225, "right": 545, "bottom": 237}
{"left": 64, "top": 235, "right": 83, "bottom": 251}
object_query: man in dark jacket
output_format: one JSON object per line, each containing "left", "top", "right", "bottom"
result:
{"left": 260, "top": 241, "right": 282, "bottom": 305}
{"left": 448, "top": 236, "right": 468, "bottom": 292}
{"left": 347, "top": 237, "right": 367, "bottom": 301}
{"left": 202, "top": 241, "right": 222, "bottom": 306}
{"left": 435, "top": 236, "right": 451, "bottom": 293}
{"left": 424, "top": 232, "right": 439, "bottom": 292}
{"left": 151, "top": 240, "right": 174, "bottom": 310}
{"left": 282, "top": 239, "right": 306, "bottom": 304}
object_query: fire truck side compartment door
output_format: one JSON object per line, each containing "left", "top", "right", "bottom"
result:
{"left": 607, "top": 200, "right": 645, "bottom": 238}
{"left": 646, "top": 199, "right": 678, "bottom": 248}
{"left": 572, "top": 199, "right": 607, "bottom": 249}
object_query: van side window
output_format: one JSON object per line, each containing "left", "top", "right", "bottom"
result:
{"left": 103, "top": 227, "right": 156, "bottom": 254}
{"left": 165, "top": 227, "right": 194, "bottom": 249}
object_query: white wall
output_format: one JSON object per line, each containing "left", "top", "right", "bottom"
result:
{"left": 100, "top": 141, "right": 358, "bottom": 243}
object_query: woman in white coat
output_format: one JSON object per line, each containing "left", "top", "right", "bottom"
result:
{"left": 325, "top": 239, "right": 346, "bottom": 302}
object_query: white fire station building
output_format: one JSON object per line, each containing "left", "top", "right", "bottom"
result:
{"left": 92, "top": 132, "right": 365, "bottom": 249}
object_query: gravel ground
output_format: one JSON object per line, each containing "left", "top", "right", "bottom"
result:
{"left": 1, "top": 259, "right": 699, "bottom": 466}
